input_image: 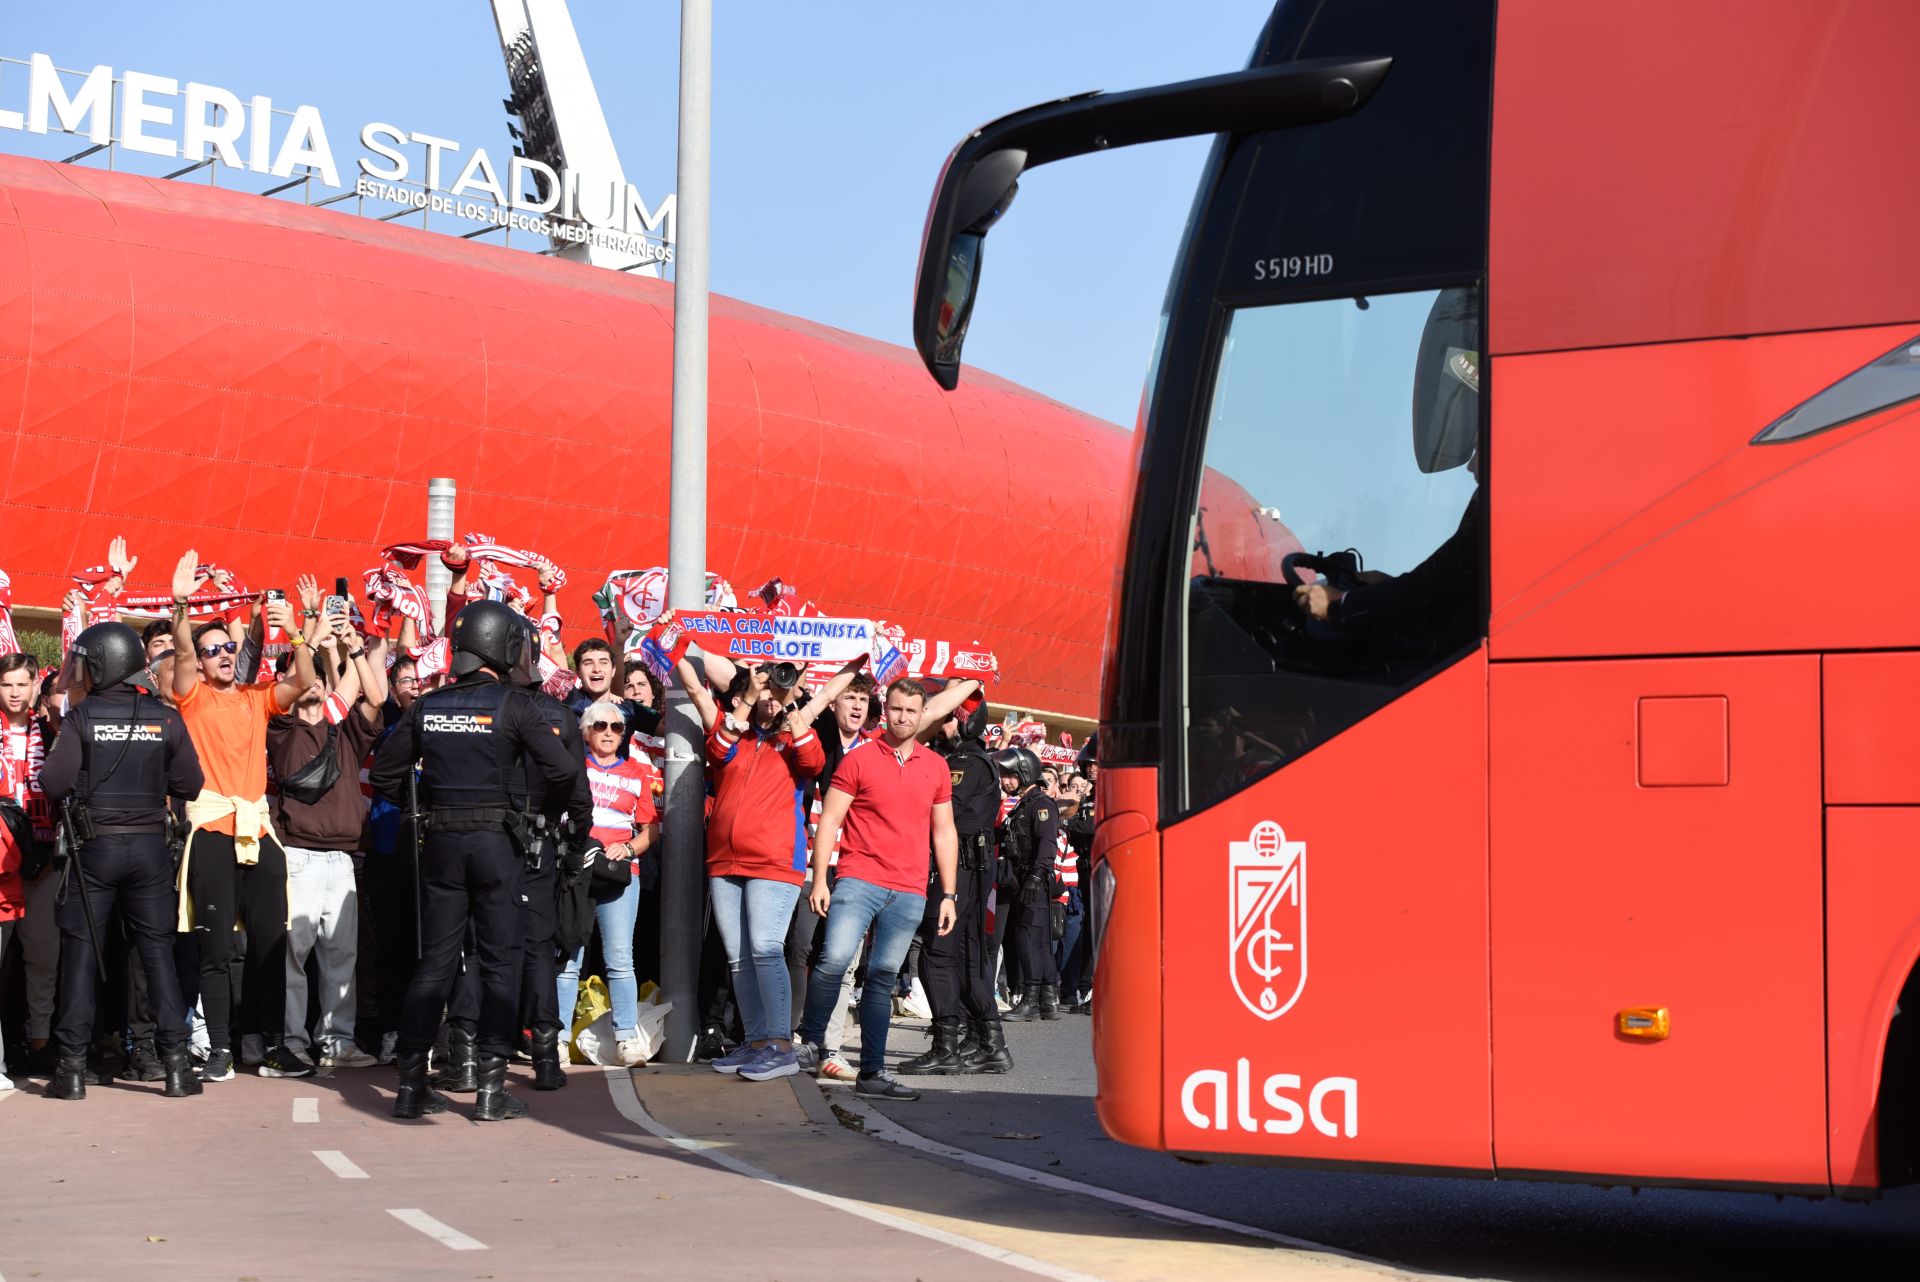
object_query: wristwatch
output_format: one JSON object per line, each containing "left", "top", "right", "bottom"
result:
{"left": 346, "top": 648, "right": 366, "bottom": 660}
{"left": 941, "top": 891, "right": 958, "bottom": 902}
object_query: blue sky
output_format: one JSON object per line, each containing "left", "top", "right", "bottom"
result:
{"left": 2, "top": 1, "right": 1276, "bottom": 428}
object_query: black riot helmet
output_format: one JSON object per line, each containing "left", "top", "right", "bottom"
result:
{"left": 990, "top": 745, "right": 1042, "bottom": 791}
{"left": 949, "top": 688, "right": 988, "bottom": 740}
{"left": 450, "top": 599, "right": 526, "bottom": 678}
{"left": 1074, "top": 732, "right": 1097, "bottom": 774}
{"left": 69, "top": 621, "right": 146, "bottom": 690}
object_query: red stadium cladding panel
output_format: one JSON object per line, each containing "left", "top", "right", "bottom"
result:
{"left": 1490, "top": 0, "right": 1920, "bottom": 356}
{"left": 0, "top": 156, "right": 1131, "bottom": 716}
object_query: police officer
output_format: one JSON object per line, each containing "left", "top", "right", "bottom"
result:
{"left": 433, "top": 662, "right": 588, "bottom": 1096}
{"left": 994, "top": 746, "right": 1062, "bottom": 1023}
{"left": 901, "top": 692, "right": 1012, "bottom": 1075}
{"left": 371, "top": 601, "right": 593, "bottom": 1121}
{"left": 38, "top": 622, "right": 205, "bottom": 1100}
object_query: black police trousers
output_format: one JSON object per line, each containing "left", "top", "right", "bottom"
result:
{"left": 1007, "top": 897, "right": 1058, "bottom": 989}
{"left": 362, "top": 840, "right": 419, "bottom": 1041}
{"left": 397, "top": 831, "right": 524, "bottom": 1060}
{"left": 54, "top": 833, "right": 188, "bottom": 1054}
{"left": 448, "top": 854, "right": 561, "bottom": 1038}
{"left": 920, "top": 859, "right": 996, "bottom": 1022}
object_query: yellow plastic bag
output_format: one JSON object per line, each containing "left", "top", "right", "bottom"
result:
{"left": 569, "top": 976, "right": 613, "bottom": 1064}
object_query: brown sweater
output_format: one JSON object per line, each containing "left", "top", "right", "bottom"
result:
{"left": 267, "top": 710, "right": 378, "bottom": 852}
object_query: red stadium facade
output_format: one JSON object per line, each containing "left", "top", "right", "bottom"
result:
{"left": 0, "top": 153, "right": 1168, "bottom": 719}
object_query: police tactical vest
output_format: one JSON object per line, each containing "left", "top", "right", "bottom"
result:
{"left": 413, "top": 679, "right": 526, "bottom": 817}
{"left": 946, "top": 739, "right": 1001, "bottom": 839}
{"left": 71, "top": 692, "right": 171, "bottom": 819}
{"left": 522, "top": 688, "right": 580, "bottom": 818}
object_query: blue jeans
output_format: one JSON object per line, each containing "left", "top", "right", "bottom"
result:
{"left": 557, "top": 877, "right": 641, "bottom": 1039}
{"left": 797, "top": 876, "right": 924, "bottom": 1073}
{"left": 708, "top": 876, "right": 802, "bottom": 1044}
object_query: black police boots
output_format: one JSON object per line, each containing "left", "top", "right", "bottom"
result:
{"left": 1004, "top": 983, "right": 1046, "bottom": 1022}
{"left": 433, "top": 1025, "right": 480, "bottom": 1092}
{"left": 472, "top": 1053, "right": 528, "bottom": 1121}
{"left": 45, "top": 1047, "right": 89, "bottom": 1100}
{"left": 530, "top": 1029, "right": 567, "bottom": 1091}
{"left": 129, "top": 1038, "right": 166, "bottom": 1082}
{"left": 393, "top": 1051, "right": 450, "bottom": 1119}
{"left": 899, "top": 1018, "right": 966, "bottom": 1075}
{"left": 960, "top": 1018, "right": 1013, "bottom": 1074}
{"left": 161, "top": 1045, "right": 203, "bottom": 1098}
{"left": 1038, "top": 983, "right": 1062, "bottom": 1021}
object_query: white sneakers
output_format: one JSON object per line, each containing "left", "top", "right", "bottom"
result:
{"left": 817, "top": 1053, "right": 856, "bottom": 1083}
{"left": 616, "top": 1037, "right": 647, "bottom": 1067}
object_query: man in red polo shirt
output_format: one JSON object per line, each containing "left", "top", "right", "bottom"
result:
{"left": 795, "top": 679, "right": 958, "bottom": 1100}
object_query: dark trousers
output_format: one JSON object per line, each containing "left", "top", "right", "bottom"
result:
{"left": 1007, "top": 897, "right": 1058, "bottom": 988}
{"left": 362, "top": 844, "right": 420, "bottom": 1038}
{"left": 784, "top": 889, "right": 821, "bottom": 1032}
{"left": 398, "top": 831, "right": 523, "bottom": 1059}
{"left": 447, "top": 855, "right": 560, "bottom": 1037}
{"left": 920, "top": 860, "right": 996, "bottom": 1022}
{"left": 54, "top": 834, "right": 189, "bottom": 1054}
{"left": 1055, "top": 888, "right": 1087, "bottom": 996}
{"left": 185, "top": 829, "right": 288, "bottom": 1051}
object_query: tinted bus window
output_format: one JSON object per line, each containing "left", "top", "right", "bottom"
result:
{"left": 1183, "top": 286, "right": 1483, "bottom": 810}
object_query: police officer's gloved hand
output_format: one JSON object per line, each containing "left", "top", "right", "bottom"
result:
{"left": 561, "top": 839, "right": 601, "bottom": 878}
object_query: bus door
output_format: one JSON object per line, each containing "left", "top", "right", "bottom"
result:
{"left": 1162, "top": 286, "right": 1492, "bottom": 1173}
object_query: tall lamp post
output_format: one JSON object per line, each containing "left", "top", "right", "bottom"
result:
{"left": 659, "top": 0, "right": 711, "bottom": 1061}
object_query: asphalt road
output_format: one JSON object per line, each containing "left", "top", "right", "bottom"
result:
{"left": 857, "top": 1011, "right": 1920, "bottom": 1282}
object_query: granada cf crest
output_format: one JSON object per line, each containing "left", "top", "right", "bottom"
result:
{"left": 1229, "top": 821, "right": 1306, "bottom": 1021}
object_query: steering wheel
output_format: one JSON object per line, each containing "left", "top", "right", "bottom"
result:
{"left": 1282, "top": 548, "right": 1366, "bottom": 592}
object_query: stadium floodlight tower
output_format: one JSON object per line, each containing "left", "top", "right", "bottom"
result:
{"left": 489, "top": 0, "right": 662, "bottom": 277}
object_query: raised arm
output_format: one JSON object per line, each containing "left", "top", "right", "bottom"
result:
{"left": 916, "top": 677, "right": 982, "bottom": 741}
{"left": 269, "top": 596, "right": 316, "bottom": 712}
{"left": 169, "top": 550, "right": 204, "bottom": 700}
{"left": 793, "top": 657, "right": 865, "bottom": 726}
{"left": 672, "top": 653, "right": 720, "bottom": 733}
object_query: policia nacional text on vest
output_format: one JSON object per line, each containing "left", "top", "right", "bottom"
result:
{"left": 370, "top": 601, "right": 593, "bottom": 1122}
{"left": 38, "top": 622, "right": 206, "bottom": 1100}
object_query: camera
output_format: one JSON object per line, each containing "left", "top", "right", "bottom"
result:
{"left": 763, "top": 661, "right": 800, "bottom": 691}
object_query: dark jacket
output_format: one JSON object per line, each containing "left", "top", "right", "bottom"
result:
{"left": 268, "top": 707, "right": 379, "bottom": 852}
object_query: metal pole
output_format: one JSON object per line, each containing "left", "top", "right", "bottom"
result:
{"left": 659, "top": 0, "right": 711, "bottom": 1062}
{"left": 425, "top": 478, "right": 457, "bottom": 632}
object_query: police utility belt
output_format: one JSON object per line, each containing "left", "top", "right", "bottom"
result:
{"left": 957, "top": 829, "right": 992, "bottom": 872}
{"left": 425, "top": 804, "right": 547, "bottom": 869}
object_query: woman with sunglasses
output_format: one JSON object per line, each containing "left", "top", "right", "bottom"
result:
{"left": 556, "top": 699, "right": 657, "bottom": 1066}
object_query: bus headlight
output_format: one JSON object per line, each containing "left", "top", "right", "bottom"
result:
{"left": 1089, "top": 858, "right": 1117, "bottom": 965}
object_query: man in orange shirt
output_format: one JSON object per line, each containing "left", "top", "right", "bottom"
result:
{"left": 168, "top": 553, "right": 316, "bottom": 1083}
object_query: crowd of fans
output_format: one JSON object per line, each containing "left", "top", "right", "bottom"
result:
{"left": 0, "top": 536, "right": 1096, "bottom": 1097}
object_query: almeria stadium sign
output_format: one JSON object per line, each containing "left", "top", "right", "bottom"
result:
{"left": 0, "top": 51, "right": 674, "bottom": 266}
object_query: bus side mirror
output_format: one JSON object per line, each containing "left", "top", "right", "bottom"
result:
{"left": 912, "top": 56, "right": 1395, "bottom": 391}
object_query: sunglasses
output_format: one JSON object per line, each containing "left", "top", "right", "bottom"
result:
{"left": 587, "top": 720, "right": 624, "bottom": 734}
{"left": 198, "top": 642, "right": 239, "bottom": 658}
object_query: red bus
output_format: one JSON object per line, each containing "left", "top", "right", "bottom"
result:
{"left": 911, "top": 0, "right": 1920, "bottom": 1196}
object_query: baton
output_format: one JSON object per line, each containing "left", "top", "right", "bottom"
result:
{"left": 407, "top": 765, "right": 424, "bottom": 962}
{"left": 59, "top": 802, "right": 108, "bottom": 984}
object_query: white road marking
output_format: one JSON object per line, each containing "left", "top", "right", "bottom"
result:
{"left": 387, "top": 1209, "right": 487, "bottom": 1251}
{"left": 830, "top": 1091, "right": 1448, "bottom": 1276}
{"left": 602, "top": 1068, "right": 1105, "bottom": 1282}
{"left": 291, "top": 1096, "right": 319, "bottom": 1123}
{"left": 313, "top": 1149, "right": 368, "bottom": 1179}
